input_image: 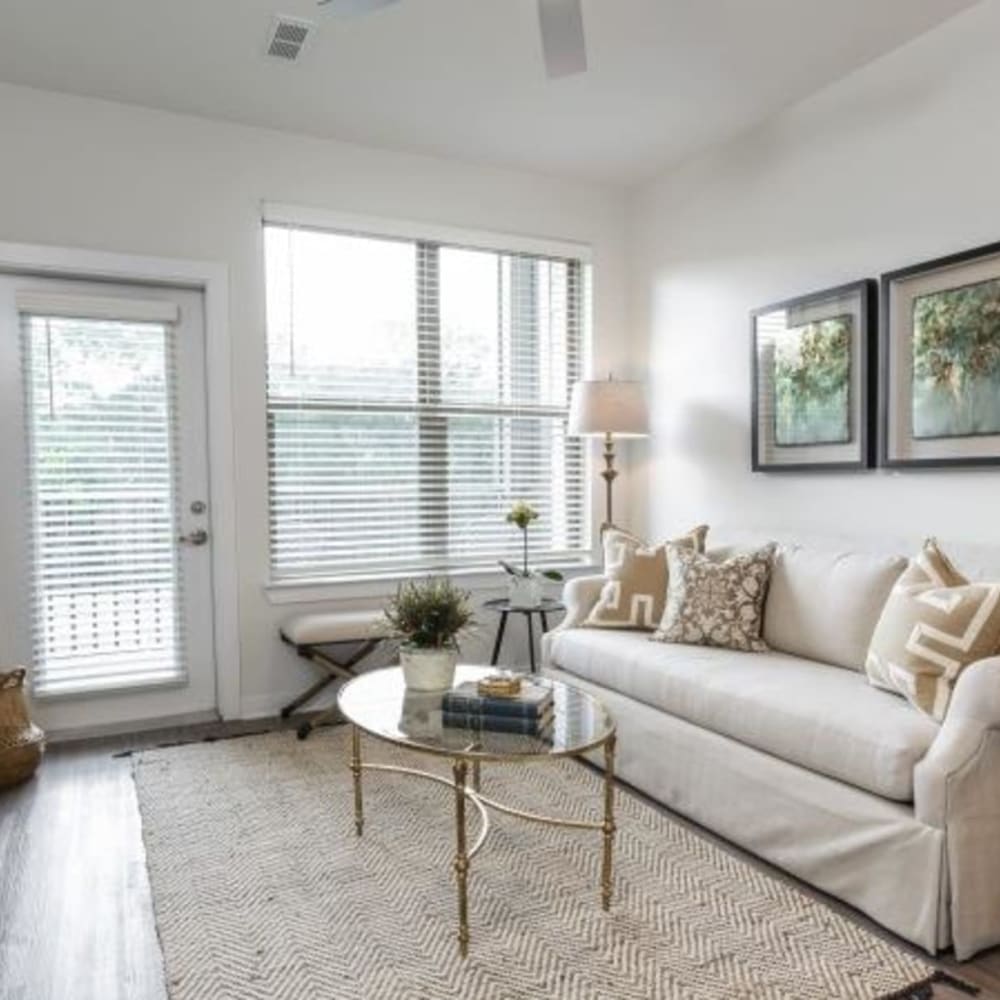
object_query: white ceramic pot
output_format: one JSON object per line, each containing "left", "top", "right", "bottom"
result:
{"left": 399, "top": 645, "right": 458, "bottom": 691}
{"left": 507, "top": 575, "right": 543, "bottom": 609}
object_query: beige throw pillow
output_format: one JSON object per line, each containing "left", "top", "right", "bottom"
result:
{"left": 653, "top": 544, "right": 776, "bottom": 652}
{"left": 865, "top": 539, "right": 1000, "bottom": 721}
{"left": 585, "top": 525, "right": 708, "bottom": 630}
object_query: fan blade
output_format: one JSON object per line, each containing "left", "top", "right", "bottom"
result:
{"left": 317, "top": 0, "right": 401, "bottom": 15}
{"left": 537, "top": 0, "right": 587, "bottom": 78}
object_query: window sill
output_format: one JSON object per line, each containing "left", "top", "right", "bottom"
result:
{"left": 263, "top": 560, "right": 600, "bottom": 606}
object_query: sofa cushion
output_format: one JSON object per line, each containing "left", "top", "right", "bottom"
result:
{"left": 866, "top": 539, "right": 1000, "bottom": 721}
{"left": 654, "top": 544, "right": 775, "bottom": 652}
{"left": 547, "top": 628, "right": 938, "bottom": 801}
{"left": 764, "top": 545, "right": 907, "bottom": 671}
{"left": 585, "top": 524, "right": 707, "bottom": 630}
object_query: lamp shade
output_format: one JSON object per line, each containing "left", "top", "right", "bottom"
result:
{"left": 568, "top": 378, "right": 649, "bottom": 437}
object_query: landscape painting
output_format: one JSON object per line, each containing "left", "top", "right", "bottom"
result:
{"left": 773, "top": 315, "right": 852, "bottom": 446}
{"left": 911, "top": 277, "right": 1000, "bottom": 439}
{"left": 752, "top": 279, "right": 874, "bottom": 472}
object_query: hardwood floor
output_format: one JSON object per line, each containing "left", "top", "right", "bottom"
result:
{"left": 1, "top": 717, "right": 999, "bottom": 1000}
{"left": 0, "top": 717, "right": 291, "bottom": 1000}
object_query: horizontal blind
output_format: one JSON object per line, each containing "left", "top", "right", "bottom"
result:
{"left": 265, "top": 223, "right": 590, "bottom": 580}
{"left": 21, "top": 313, "right": 185, "bottom": 696}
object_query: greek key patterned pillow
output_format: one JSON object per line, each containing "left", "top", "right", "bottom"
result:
{"left": 653, "top": 544, "right": 776, "bottom": 652}
{"left": 865, "top": 539, "right": 1000, "bottom": 721}
{"left": 585, "top": 525, "right": 708, "bottom": 630}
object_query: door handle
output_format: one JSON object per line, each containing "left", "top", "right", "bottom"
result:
{"left": 178, "top": 528, "right": 209, "bottom": 547}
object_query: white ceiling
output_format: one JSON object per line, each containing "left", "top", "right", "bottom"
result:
{"left": 0, "top": 0, "right": 976, "bottom": 184}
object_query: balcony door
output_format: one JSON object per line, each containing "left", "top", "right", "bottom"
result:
{"left": 0, "top": 274, "right": 216, "bottom": 730}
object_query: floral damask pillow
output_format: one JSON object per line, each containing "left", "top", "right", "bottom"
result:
{"left": 653, "top": 544, "right": 776, "bottom": 652}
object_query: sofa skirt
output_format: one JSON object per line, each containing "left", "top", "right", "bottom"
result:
{"left": 542, "top": 665, "right": 949, "bottom": 954}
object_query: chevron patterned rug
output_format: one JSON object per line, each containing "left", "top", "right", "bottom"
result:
{"left": 134, "top": 727, "right": 945, "bottom": 1000}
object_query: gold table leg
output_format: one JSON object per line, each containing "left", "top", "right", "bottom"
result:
{"left": 453, "top": 759, "right": 471, "bottom": 958}
{"left": 349, "top": 730, "right": 617, "bottom": 956}
{"left": 350, "top": 725, "right": 364, "bottom": 837}
{"left": 601, "top": 733, "right": 616, "bottom": 910}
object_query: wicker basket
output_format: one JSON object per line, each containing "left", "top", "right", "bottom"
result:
{"left": 0, "top": 668, "right": 45, "bottom": 789}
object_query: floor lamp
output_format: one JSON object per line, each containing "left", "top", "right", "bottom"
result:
{"left": 568, "top": 376, "right": 649, "bottom": 530}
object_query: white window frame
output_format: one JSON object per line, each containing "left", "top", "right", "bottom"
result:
{"left": 262, "top": 204, "right": 593, "bottom": 270}
{"left": 261, "top": 203, "right": 595, "bottom": 602}
{"left": 0, "top": 240, "right": 240, "bottom": 721}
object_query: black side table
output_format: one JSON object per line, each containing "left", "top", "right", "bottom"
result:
{"left": 483, "top": 597, "right": 566, "bottom": 674}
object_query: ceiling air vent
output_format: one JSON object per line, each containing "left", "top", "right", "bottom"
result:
{"left": 266, "top": 16, "right": 314, "bottom": 61}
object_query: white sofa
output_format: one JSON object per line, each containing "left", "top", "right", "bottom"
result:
{"left": 542, "top": 532, "right": 1000, "bottom": 960}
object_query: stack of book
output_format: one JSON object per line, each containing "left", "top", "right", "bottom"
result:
{"left": 442, "top": 680, "right": 554, "bottom": 735}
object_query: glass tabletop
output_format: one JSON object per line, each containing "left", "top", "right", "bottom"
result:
{"left": 337, "top": 665, "right": 615, "bottom": 761}
{"left": 482, "top": 597, "right": 565, "bottom": 613}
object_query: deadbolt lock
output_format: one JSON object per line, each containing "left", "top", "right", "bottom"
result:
{"left": 178, "top": 529, "right": 209, "bottom": 547}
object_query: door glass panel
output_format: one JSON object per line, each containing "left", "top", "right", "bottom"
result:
{"left": 21, "top": 314, "right": 184, "bottom": 696}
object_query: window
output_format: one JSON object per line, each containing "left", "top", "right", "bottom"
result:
{"left": 20, "top": 304, "right": 184, "bottom": 696}
{"left": 264, "top": 220, "right": 590, "bottom": 582}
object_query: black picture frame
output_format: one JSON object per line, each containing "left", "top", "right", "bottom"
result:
{"left": 751, "top": 279, "right": 877, "bottom": 472}
{"left": 881, "top": 239, "right": 1000, "bottom": 468}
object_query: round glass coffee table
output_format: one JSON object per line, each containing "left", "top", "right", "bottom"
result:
{"left": 337, "top": 664, "right": 617, "bottom": 957}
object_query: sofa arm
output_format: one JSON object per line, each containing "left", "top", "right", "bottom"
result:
{"left": 557, "top": 574, "right": 605, "bottom": 630}
{"left": 914, "top": 656, "right": 1000, "bottom": 959}
{"left": 915, "top": 656, "right": 1000, "bottom": 827}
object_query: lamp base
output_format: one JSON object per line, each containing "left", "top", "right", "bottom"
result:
{"left": 600, "top": 432, "right": 618, "bottom": 530}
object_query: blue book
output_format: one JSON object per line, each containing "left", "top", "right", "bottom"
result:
{"left": 442, "top": 708, "right": 553, "bottom": 736}
{"left": 442, "top": 680, "right": 553, "bottom": 719}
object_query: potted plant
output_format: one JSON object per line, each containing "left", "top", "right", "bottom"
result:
{"left": 382, "top": 577, "right": 475, "bottom": 691}
{"left": 499, "top": 501, "right": 563, "bottom": 609}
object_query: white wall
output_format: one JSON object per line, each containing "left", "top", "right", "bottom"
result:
{"left": 0, "top": 82, "right": 630, "bottom": 726}
{"left": 630, "top": 1, "right": 1000, "bottom": 553}
{"left": 12, "top": 0, "right": 997, "bottom": 731}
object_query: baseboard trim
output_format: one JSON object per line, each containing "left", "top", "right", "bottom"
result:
{"left": 239, "top": 688, "right": 340, "bottom": 721}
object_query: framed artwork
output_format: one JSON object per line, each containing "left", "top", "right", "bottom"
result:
{"left": 882, "top": 240, "right": 1000, "bottom": 467}
{"left": 751, "top": 279, "right": 876, "bottom": 471}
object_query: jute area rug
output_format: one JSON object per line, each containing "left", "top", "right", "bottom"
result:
{"left": 134, "top": 727, "right": 952, "bottom": 1000}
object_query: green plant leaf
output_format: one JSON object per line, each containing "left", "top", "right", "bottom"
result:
{"left": 498, "top": 559, "right": 525, "bottom": 577}
{"left": 381, "top": 577, "right": 476, "bottom": 650}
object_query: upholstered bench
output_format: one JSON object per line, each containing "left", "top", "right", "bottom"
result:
{"left": 279, "top": 610, "right": 385, "bottom": 739}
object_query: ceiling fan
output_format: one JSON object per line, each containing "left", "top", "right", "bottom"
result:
{"left": 316, "top": 0, "right": 588, "bottom": 79}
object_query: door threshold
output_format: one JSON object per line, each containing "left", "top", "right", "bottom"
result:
{"left": 46, "top": 709, "right": 221, "bottom": 745}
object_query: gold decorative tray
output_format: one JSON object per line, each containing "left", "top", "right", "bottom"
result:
{"left": 477, "top": 672, "right": 523, "bottom": 698}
